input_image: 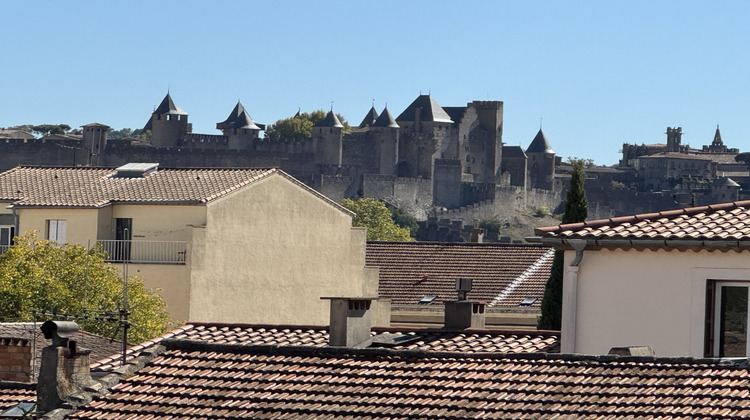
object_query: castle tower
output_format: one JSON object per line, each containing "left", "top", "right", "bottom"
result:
{"left": 216, "top": 101, "right": 263, "bottom": 149}
{"left": 144, "top": 93, "right": 189, "bottom": 147}
{"left": 525, "top": 129, "right": 555, "bottom": 190}
{"left": 468, "top": 101, "right": 504, "bottom": 183}
{"left": 81, "top": 122, "right": 110, "bottom": 166}
{"left": 395, "top": 94, "right": 454, "bottom": 178}
{"left": 666, "top": 126, "right": 682, "bottom": 152}
{"left": 370, "top": 106, "right": 400, "bottom": 175}
{"left": 313, "top": 110, "right": 344, "bottom": 167}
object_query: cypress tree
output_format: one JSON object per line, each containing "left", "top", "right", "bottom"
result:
{"left": 538, "top": 160, "right": 588, "bottom": 330}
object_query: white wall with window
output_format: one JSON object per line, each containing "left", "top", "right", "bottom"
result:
{"left": 563, "top": 247, "right": 750, "bottom": 357}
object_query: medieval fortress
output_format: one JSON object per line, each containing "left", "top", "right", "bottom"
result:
{"left": 1, "top": 93, "right": 748, "bottom": 237}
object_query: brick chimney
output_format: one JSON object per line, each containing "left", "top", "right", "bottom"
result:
{"left": 36, "top": 321, "right": 96, "bottom": 415}
{"left": 322, "top": 297, "right": 377, "bottom": 347}
{"left": 0, "top": 337, "right": 32, "bottom": 382}
{"left": 444, "top": 278, "right": 487, "bottom": 329}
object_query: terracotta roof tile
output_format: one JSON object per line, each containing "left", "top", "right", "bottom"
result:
{"left": 0, "top": 165, "right": 281, "bottom": 207}
{"left": 0, "top": 384, "right": 35, "bottom": 413}
{"left": 366, "top": 243, "right": 554, "bottom": 308}
{"left": 70, "top": 342, "right": 750, "bottom": 419}
{"left": 535, "top": 200, "right": 750, "bottom": 244}
{"left": 91, "top": 323, "right": 560, "bottom": 373}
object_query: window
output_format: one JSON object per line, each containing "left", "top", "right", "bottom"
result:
{"left": 47, "top": 220, "right": 66, "bottom": 243}
{"left": 0, "top": 225, "right": 14, "bottom": 252}
{"left": 705, "top": 281, "right": 750, "bottom": 357}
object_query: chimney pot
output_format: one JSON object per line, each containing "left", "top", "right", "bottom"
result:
{"left": 322, "top": 297, "right": 377, "bottom": 347}
{"left": 37, "top": 321, "right": 95, "bottom": 415}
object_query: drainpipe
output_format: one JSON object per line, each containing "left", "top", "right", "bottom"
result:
{"left": 7, "top": 205, "right": 18, "bottom": 239}
{"left": 561, "top": 239, "right": 587, "bottom": 354}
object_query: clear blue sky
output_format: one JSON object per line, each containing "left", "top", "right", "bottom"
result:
{"left": 2, "top": 2, "right": 748, "bottom": 165}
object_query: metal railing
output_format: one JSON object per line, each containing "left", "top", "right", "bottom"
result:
{"left": 97, "top": 240, "right": 187, "bottom": 264}
{"left": 0, "top": 245, "right": 10, "bottom": 255}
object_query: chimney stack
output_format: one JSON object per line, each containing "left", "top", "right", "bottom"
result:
{"left": 322, "top": 297, "right": 377, "bottom": 347}
{"left": 444, "top": 278, "right": 487, "bottom": 329}
{"left": 36, "top": 321, "right": 95, "bottom": 415}
{"left": 470, "top": 228, "right": 484, "bottom": 243}
{"left": 0, "top": 337, "right": 32, "bottom": 382}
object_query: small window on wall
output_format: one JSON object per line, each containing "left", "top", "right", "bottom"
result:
{"left": 705, "top": 281, "right": 750, "bottom": 357}
{"left": 47, "top": 219, "right": 66, "bottom": 244}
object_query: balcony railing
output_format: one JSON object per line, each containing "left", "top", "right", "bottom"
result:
{"left": 0, "top": 245, "right": 10, "bottom": 255}
{"left": 97, "top": 240, "right": 187, "bottom": 264}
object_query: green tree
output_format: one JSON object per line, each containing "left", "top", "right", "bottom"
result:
{"left": 341, "top": 198, "right": 413, "bottom": 242}
{"left": 107, "top": 127, "right": 135, "bottom": 139}
{"left": 0, "top": 232, "right": 175, "bottom": 343}
{"left": 264, "top": 110, "right": 350, "bottom": 140}
{"left": 735, "top": 152, "right": 750, "bottom": 165}
{"left": 31, "top": 124, "right": 71, "bottom": 137}
{"left": 388, "top": 205, "right": 418, "bottom": 237}
{"left": 538, "top": 160, "right": 588, "bottom": 330}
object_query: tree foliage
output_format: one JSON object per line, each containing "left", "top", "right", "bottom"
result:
{"left": 388, "top": 205, "right": 418, "bottom": 237}
{"left": 538, "top": 160, "right": 588, "bottom": 330}
{"left": 8, "top": 124, "right": 72, "bottom": 137}
{"left": 735, "top": 152, "right": 750, "bottom": 165}
{"left": 264, "top": 110, "right": 350, "bottom": 140}
{"left": 341, "top": 198, "right": 413, "bottom": 242}
{"left": 0, "top": 232, "right": 175, "bottom": 343}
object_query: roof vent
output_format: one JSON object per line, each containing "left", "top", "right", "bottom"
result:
{"left": 114, "top": 163, "right": 159, "bottom": 178}
{"left": 456, "top": 278, "right": 472, "bottom": 301}
{"left": 520, "top": 297, "right": 537, "bottom": 306}
{"left": 608, "top": 346, "right": 655, "bottom": 356}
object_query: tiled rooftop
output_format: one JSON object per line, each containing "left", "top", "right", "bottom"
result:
{"left": 0, "top": 385, "right": 35, "bottom": 413}
{"left": 91, "top": 323, "right": 560, "bottom": 372}
{"left": 535, "top": 200, "right": 750, "bottom": 243}
{"left": 366, "top": 242, "right": 554, "bottom": 308}
{"left": 0, "top": 165, "right": 280, "bottom": 207}
{"left": 70, "top": 341, "right": 750, "bottom": 419}
{"left": 0, "top": 323, "right": 122, "bottom": 381}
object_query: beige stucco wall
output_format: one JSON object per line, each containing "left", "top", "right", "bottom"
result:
{"left": 110, "top": 204, "right": 206, "bottom": 241}
{"left": 113, "top": 263, "right": 190, "bottom": 321}
{"left": 566, "top": 247, "right": 750, "bottom": 357}
{"left": 189, "top": 174, "right": 381, "bottom": 326}
{"left": 16, "top": 208, "right": 102, "bottom": 246}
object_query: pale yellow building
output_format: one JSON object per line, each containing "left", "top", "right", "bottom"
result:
{"left": 0, "top": 163, "right": 383, "bottom": 325}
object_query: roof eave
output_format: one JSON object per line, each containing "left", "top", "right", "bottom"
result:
{"left": 529, "top": 236, "right": 750, "bottom": 251}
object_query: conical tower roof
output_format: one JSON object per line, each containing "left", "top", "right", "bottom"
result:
{"left": 314, "top": 110, "right": 344, "bottom": 128}
{"left": 359, "top": 106, "right": 379, "bottom": 128}
{"left": 217, "top": 102, "right": 261, "bottom": 130}
{"left": 154, "top": 93, "right": 187, "bottom": 115}
{"left": 396, "top": 94, "right": 453, "bottom": 123}
{"left": 526, "top": 129, "right": 554, "bottom": 154}
{"left": 372, "top": 107, "right": 399, "bottom": 128}
{"left": 712, "top": 125, "right": 724, "bottom": 147}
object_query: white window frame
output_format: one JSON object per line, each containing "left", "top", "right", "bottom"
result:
{"left": 712, "top": 281, "right": 750, "bottom": 358}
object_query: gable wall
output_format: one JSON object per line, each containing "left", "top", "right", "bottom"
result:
{"left": 189, "top": 174, "right": 382, "bottom": 325}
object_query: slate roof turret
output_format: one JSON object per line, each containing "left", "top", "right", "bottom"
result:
{"left": 372, "top": 107, "right": 399, "bottom": 128}
{"left": 314, "top": 110, "right": 344, "bottom": 128}
{"left": 396, "top": 94, "right": 453, "bottom": 123}
{"left": 358, "top": 106, "right": 379, "bottom": 128}
{"left": 217, "top": 102, "right": 261, "bottom": 131}
{"left": 153, "top": 93, "right": 187, "bottom": 116}
{"left": 526, "top": 129, "right": 554, "bottom": 154}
